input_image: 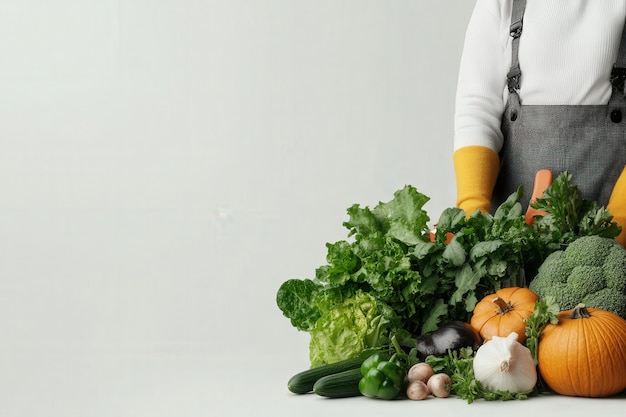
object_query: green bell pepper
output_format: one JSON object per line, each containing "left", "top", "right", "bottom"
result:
{"left": 358, "top": 352, "right": 406, "bottom": 400}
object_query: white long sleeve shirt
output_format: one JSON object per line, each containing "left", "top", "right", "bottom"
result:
{"left": 454, "top": 0, "right": 626, "bottom": 153}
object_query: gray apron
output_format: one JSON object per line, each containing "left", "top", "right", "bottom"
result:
{"left": 491, "top": 0, "right": 626, "bottom": 210}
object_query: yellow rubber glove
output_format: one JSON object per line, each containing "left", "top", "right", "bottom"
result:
{"left": 607, "top": 166, "right": 626, "bottom": 247}
{"left": 453, "top": 145, "right": 500, "bottom": 216}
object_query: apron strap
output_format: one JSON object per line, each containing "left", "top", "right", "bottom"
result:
{"left": 609, "top": 20, "right": 626, "bottom": 122}
{"left": 507, "top": 0, "right": 626, "bottom": 122}
{"left": 505, "top": 0, "right": 526, "bottom": 121}
{"left": 611, "top": 20, "right": 626, "bottom": 97}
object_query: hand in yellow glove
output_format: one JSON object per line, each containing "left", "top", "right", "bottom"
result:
{"left": 607, "top": 167, "right": 626, "bottom": 247}
{"left": 453, "top": 145, "right": 500, "bottom": 216}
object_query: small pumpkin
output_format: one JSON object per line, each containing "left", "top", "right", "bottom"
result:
{"left": 470, "top": 287, "right": 539, "bottom": 344}
{"left": 538, "top": 304, "right": 626, "bottom": 397}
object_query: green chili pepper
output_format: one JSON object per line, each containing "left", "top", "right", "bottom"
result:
{"left": 358, "top": 353, "right": 406, "bottom": 400}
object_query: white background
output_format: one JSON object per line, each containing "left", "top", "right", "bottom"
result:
{"left": 1, "top": 1, "right": 623, "bottom": 416}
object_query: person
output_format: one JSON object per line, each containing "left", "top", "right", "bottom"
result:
{"left": 453, "top": 0, "right": 626, "bottom": 245}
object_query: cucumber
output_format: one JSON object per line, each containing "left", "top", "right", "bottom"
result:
{"left": 287, "top": 348, "right": 388, "bottom": 394}
{"left": 313, "top": 368, "right": 363, "bottom": 398}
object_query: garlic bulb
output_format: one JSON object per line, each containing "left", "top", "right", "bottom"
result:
{"left": 473, "top": 332, "right": 537, "bottom": 393}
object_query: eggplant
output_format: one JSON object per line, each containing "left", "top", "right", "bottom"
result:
{"left": 414, "top": 321, "right": 482, "bottom": 360}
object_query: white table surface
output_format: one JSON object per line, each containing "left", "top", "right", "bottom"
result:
{"left": 3, "top": 347, "right": 621, "bottom": 417}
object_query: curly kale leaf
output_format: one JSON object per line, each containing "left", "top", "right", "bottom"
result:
{"left": 275, "top": 278, "right": 322, "bottom": 331}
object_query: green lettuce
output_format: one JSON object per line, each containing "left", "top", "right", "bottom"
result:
{"left": 276, "top": 279, "right": 393, "bottom": 366}
{"left": 308, "top": 290, "right": 389, "bottom": 366}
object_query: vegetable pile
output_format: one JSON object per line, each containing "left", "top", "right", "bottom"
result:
{"left": 277, "top": 172, "right": 626, "bottom": 402}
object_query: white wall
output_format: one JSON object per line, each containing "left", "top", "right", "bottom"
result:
{"left": 0, "top": 1, "right": 476, "bottom": 415}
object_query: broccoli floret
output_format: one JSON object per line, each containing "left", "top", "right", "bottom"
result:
{"left": 533, "top": 250, "right": 570, "bottom": 284}
{"left": 529, "top": 235, "right": 626, "bottom": 319}
{"left": 582, "top": 288, "right": 626, "bottom": 319}
{"left": 567, "top": 265, "right": 606, "bottom": 300}
{"left": 561, "top": 234, "right": 615, "bottom": 268}
{"left": 532, "top": 281, "right": 580, "bottom": 312}
{"left": 604, "top": 245, "right": 626, "bottom": 293}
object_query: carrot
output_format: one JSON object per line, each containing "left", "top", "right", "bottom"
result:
{"left": 525, "top": 169, "right": 553, "bottom": 225}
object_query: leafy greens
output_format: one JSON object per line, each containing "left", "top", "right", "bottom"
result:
{"left": 276, "top": 174, "right": 620, "bottom": 367}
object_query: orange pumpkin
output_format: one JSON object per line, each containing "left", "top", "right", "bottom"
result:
{"left": 538, "top": 304, "right": 626, "bottom": 397}
{"left": 470, "top": 287, "right": 539, "bottom": 344}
